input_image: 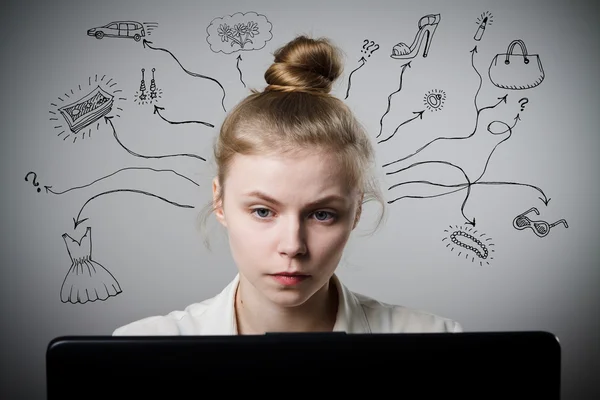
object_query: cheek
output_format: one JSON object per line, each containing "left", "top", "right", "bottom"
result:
{"left": 307, "top": 226, "right": 352, "bottom": 259}
{"left": 226, "top": 213, "right": 273, "bottom": 262}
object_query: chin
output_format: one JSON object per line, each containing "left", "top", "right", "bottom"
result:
{"left": 266, "top": 288, "right": 314, "bottom": 308}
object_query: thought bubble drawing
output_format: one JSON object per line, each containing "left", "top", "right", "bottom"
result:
{"left": 206, "top": 11, "right": 273, "bottom": 54}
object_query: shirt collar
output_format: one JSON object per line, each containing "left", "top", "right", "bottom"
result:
{"left": 197, "top": 274, "right": 371, "bottom": 335}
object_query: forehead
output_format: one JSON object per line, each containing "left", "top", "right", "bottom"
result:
{"left": 225, "top": 151, "right": 356, "bottom": 202}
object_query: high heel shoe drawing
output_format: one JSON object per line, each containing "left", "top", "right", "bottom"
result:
{"left": 391, "top": 14, "right": 441, "bottom": 60}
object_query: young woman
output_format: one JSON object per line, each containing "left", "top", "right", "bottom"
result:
{"left": 113, "top": 35, "right": 462, "bottom": 336}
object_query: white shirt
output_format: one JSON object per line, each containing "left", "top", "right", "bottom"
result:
{"left": 113, "top": 274, "right": 463, "bottom": 335}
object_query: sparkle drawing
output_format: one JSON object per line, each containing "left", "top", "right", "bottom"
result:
{"left": 513, "top": 207, "right": 568, "bottom": 238}
{"left": 423, "top": 89, "right": 446, "bottom": 112}
{"left": 206, "top": 11, "right": 273, "bottom": 54}
{"left": 442, "top": 225, "right": 495, "bottom": 266}
{"left": 49, "top": 74, "right": 125, "bottom": 143}
{"left": 474, "top": 11, "right": 493, "bottom": 41}
{"left": 61, "top": 227, "right": 122, "bottom": 304}
{"left": 391, "top": 14, "right": 441, "bottom": 60}
{"left": 134, "top": 68, "right": 163, "bottom": 106}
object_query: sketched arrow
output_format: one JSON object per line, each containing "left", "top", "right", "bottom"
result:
{"left": 105, "top": 116, "right": 206, "bottom": 161}
{"left": 153, "top": 105, "right": 214, "bottom": 127}
{"left": 377, "top": 61, "right": 411, "bottom": 138}
{"left": 143, "top": 39, "right": 226, "bottom": 112}
{"left": 236, "top": 55, "right": 246, "bottom": 88}
{"left": 45, "top": 167, "right": 199, "bottom": 196}
{"left": 344, "top": 57, "right": 367, "bottom": 100}
{"left": 377, "top": 110, "right": 424, "bottom": 144}
{"left": 73, "top": 189, "right": 195, "bottom": 230}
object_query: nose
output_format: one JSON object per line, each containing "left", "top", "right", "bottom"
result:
{"left": 277, "top": 216, "right": 307, "bottom": 258}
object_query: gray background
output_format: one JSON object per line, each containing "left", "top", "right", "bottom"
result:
{"left": 1, "top": 0, "right": 599, "bottom": 398}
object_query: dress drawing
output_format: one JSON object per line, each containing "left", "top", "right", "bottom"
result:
{"left": 61, "top": 227, "right": 122, "bottom": 304}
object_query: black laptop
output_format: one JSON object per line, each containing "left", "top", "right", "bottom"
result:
{"left": 46, "top": 331, "right": 560, "bottom": 399}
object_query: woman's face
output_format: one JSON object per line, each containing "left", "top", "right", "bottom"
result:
{"left": 213, "top": 150, "right": 362, "bottom": 307}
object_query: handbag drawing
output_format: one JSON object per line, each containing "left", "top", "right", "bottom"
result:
{"left": 488, "top": 39, "right": 545, "bottom": 90}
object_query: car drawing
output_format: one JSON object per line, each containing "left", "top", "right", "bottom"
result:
{"left": 87, "top": 21, "right": 145, "bottom": 41}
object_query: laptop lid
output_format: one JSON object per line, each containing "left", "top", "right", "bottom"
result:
{"left": 46, "top": 331, "right": 560, "bottom": 399}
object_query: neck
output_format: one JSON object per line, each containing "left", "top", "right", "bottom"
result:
{"left": 234, "top": 276, "right": 339, "bottom": 335}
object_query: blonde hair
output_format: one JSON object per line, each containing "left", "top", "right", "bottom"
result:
{"left": 198, "top": 35, "right": 386, "bottom": 249}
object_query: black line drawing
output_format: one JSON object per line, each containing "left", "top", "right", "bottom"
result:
{"left": 344, "top": 39, "right": 380, "bottom": 99}
{"left": 61, "top": 227, "right": 122, "bottom": 304}
{"left": 44, "top": 166, "right": 199, "bottom": 195}
{"left": 382, "top": 45, "right": 552, "bottom": 226}
{"left": 518, "top": 97, "right": 529, "bottom": 111}
{"left": 143, "top": 40, "right": 227, "bottom": 112}
{"left": 442, "top": 225, "right": 495, "bottom": 266}
{"left": 513, "top": 207, "right": 568, "bottom": 238}
{"left": 143, "top": 22, "right": 159, "bottom": 36}
{"left": 134, "top": 68, "right": 163, "bottom": 106}
{"left": 376, "top": 61, "right": 412, "bottom": 138}
{"left": 489, "top": 39, "right": 545, "bottom": 90}
{"left": 474, "top": 11, "right": 493, "bottom": 41}
{"left": 206, "top": 12, "right": 273, "bottom": 90}
{"left": 236, "top": 55, "right": 246, "bottom": 87}
{"left": 391, "top": 14, "right": 441, "bottom": 60}
{"left": 383, "top": 47, "right": 501, "bottom": 167}
{"left": 361, "top": 40, "right": 380, "bottom": 58}
{"left": 206, "top": 12, "right": 273, "bottom": 54}
{"left": 377, "top": 111, "right": 424, "bottom": 144}
{"left": 59, "top": 86, "right": 113, "bottom": 133}
{"left": 105, "top": 116, "right": 206, "bottom": 161}
{"left": 153, "top": 105, "right": 214, "bottom": 128}
{"left": 73, "top": 189, "right": 195, "bottom": 229}
{"left": 87, "top": 21, "right": 145, "bottom": 42}
{"left": 344, "top": 57, "right": 367, "bottom": 100}
{"left": 49, "top": 75, "right": 125, "bottom": 143}
{"left": 385, "top": 116, "right": 532, "bottom": 226}
{"left": 24, "top": 172, "right": 42, "bottom": 193}
{"left": 423, "top": 89, "right": 446, "bottom": 112}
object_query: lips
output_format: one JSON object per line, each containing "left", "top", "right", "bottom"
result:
{"left": 270, "top": 273, "right": 310, "bottom": 286}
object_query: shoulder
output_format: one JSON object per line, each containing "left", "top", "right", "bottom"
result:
{"left": 353, "top": 292, "right": 463, "bottom": 333}
{"left": 111, "top": 297, "right": 216, "bottom": 336}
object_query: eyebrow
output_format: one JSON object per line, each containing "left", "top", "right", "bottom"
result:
{"left": 242, "top": 191, "right": 348, "bottom": 208}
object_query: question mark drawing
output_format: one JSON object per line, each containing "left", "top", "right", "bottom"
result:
{"left": 369, "top": 43, "right": 380, "bottom": 56}
{"left": 365, "top": 41, "right": 375, "bottom": 56}
{"left": 518, "top": 97, "right": 529, "bottom": 111}
{"left": 25, "top": 171, "right": 41, "bottom": 193}
{"left": 362, "top": 39, "right": 369, "bottom": 53}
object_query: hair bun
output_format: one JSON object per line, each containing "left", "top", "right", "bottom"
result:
{"left": 263, "top": 35, "right": 343, "bottom": 94}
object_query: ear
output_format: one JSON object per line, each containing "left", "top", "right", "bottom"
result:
{"left": 212, "top": 177, "right": 227, "bottom": 228}
{"left": 352, "top": 193, "right": 363, "bottom": 230}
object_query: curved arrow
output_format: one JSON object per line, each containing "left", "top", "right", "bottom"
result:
{"left": 377, "top": 61, "right": 411, "bottom": 138}
{"left": 153, "top": 105, "right": 214, "bottom": 127}
{"left": 473, "top": 115, "right": 520, "bottom": 184}
{"left": 105, "top": 116, "right": 206, "bottom": 161}
{"left": 377, "top": 110, "right": 424, "bottom": 144}
{"left": 73, "top": 189, "right": 195, "bottom": 229}
{"left": 45, "top": 166, "right": 199, "bottom": 195}
{"left": 236, "top": 55, "right": 246, "bottom": 88}
{"left": 382, "top": 48, "right": 507, "bottom": 169}
{"left": 344, "top": 57, "right": 367, "bottom": 100}
{"left": 143, "top": 39, "right": 226, "bottom": 112}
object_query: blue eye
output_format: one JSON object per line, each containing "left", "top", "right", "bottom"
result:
{"left": 313, "top": 211, "right": 335, "bottom": 221}
{"left": 252, "top": 208, "right": 272, "bottom": 218}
